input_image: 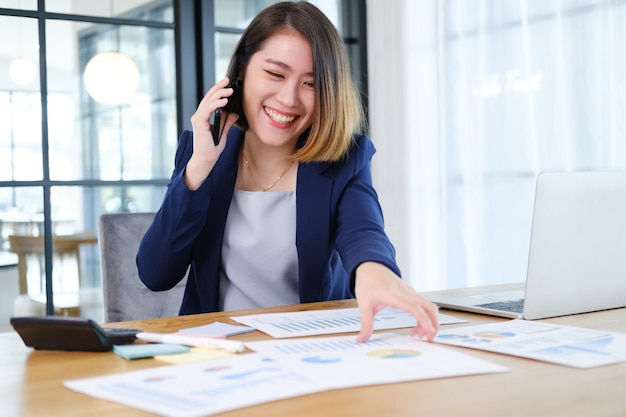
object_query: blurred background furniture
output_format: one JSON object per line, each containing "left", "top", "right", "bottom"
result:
{"left": 0, "top": 212, "right": 75, "bottom": 250}
{"left": 98, "top": 212, "right": 187, "bottom": 322}
{"left": 8, "top": 233, "right": 98, "bottom": 317}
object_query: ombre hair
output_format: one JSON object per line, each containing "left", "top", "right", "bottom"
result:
{"left": 227, "top": 1, "right": 364, "bottom": 162}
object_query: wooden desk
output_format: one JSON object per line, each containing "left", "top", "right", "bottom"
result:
{"left": 2, "top": 284, "right": 626, "bottom": 417}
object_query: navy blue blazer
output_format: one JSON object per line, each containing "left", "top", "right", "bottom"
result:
{"left": 137, "top": 127, "right": 400, "bottom": 315}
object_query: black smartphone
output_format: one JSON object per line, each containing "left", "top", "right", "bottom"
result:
{"left": 10, "top": 316, "right": 139, "bottom": 352}
{"left": 211, "top": 56, "right": 242, "bottom": 145}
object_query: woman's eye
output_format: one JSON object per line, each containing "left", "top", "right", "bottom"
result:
{"left": 304, "top": 81, "right": 315, "bottom": 88}
{"left": 266, "top": 71, "right": 283, "bottom": 79}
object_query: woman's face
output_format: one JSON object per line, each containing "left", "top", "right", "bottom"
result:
{"left": 242, "top": 29, "right": 315, "bottom": 148}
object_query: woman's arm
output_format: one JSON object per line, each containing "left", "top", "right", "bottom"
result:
{"left": 333, "top": 135, "right": 439, "bottom": 341}
{"left": 137, "top": 78, "right": 240, "bottom": 291}
{"left": 137, "top": 132, "right": 212, "bottom": 291}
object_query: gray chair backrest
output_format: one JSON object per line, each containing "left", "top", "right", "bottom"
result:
{"left": 98, "top": 212, "right": 187, "bottom": 322}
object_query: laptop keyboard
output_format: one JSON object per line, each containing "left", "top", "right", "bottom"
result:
{"left": 476, "top": 299, "right": 525, "bottom": 314}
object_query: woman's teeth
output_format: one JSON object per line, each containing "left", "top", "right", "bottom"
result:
{"left": 265, "top": 107, "right": 296, "bottom": 124}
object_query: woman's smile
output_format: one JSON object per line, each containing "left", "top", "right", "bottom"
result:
{"left": 264, "top": 106, "right": 298, "bottom": 125}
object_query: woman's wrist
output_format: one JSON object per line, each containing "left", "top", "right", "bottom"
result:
{"left": 184, "top": 157, "right": 214, "bottom": 190}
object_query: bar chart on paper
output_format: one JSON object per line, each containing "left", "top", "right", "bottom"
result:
{"left": 231, "top": 307, "right": 466, "bottom": 338}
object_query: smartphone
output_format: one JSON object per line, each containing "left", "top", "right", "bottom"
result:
{"left": 10, "top": 316, "right": 139, "bottom": 352}
{"left": 211, "top": 56, "right": 242, "bottom": 145}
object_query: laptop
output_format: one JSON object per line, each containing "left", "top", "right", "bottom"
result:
{"left": 429, "top": 171, "right": 626, "bottom": 320}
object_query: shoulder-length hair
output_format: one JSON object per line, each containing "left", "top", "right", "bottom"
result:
{"left": 227, "top": 1, "right": 364, "bottom": 162}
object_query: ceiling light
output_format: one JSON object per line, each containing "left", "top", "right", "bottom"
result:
{"left": 83, "top": 52, "right": 140, "bottom": 106}
{"left": 9, "top": 57, "right": 37, "bottom": 86}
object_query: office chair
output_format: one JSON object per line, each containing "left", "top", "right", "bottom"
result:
{"left": 98, "top": 212, "right": 187, "bottom": 322}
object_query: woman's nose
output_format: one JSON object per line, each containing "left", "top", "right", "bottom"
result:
{"left": 276, "top": 81, "right": 299, "bottom": 107}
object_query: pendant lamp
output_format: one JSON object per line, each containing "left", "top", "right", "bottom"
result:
{"left": 9, "top": 57, "right": 38, "bottom": 86}
{"left": 83, "top": 51, "right": 140, "bottom": 106}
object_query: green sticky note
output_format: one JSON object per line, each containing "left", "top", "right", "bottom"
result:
{"left": 113, "top": 343, "right": 190, "bottom": 360}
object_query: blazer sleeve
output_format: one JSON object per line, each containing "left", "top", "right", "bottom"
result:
{"left": 332, "top": 135, "right": 401, "bottom": 286}
{"left": 137, "top": 130, "right": 214, "bottom": 291}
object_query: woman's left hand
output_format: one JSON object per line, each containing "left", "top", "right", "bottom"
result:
{"left": 354, "top": 262, "right": 439, "bottom": 343}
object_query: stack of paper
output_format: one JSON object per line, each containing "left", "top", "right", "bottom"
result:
{"left": 65, "top": 332, "right": 506, "bottom": 417}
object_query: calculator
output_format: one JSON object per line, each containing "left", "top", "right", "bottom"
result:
{"left": 10, "top": 316, "right": 140, "bottom": 352}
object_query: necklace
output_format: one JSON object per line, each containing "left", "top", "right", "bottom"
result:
{"left": 242, "top": 145, "right": 295, "bottom": 192}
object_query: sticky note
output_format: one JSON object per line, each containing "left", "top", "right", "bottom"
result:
{"left": 155, "top": 347, "right": 235, "bottom": 364}
{"left": 113, "top": 343, "right": 190, "bottom": 360}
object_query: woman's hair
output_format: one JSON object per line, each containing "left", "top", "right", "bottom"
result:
{"left": 228, "top": 1, "right": 364, "bottom": 162}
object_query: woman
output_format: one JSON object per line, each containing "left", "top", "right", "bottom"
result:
{"left": 137, "top": 1, "right": 438, "bottom": 342}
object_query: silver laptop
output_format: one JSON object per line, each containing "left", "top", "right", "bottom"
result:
{"left": 430, "top": 171, "right": 626, "bottom": 320}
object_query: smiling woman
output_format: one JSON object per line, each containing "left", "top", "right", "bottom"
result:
{"left": 137, "top": 1, "right": 440, "bottom": 344}
{"left": 0, "top": 0, "right": 367, "bottom": 332}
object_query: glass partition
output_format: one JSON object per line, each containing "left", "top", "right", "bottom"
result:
{"left": 0, "top": 0, "right": 176, "bottom": 324}
{"left": 45, "top": 19, "right": 177, "bottom": 181}
{"left": 45, "top": 0, "right": 174, "bottom": 22}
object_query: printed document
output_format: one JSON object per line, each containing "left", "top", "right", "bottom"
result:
{"left": 244, "top": 332, "right": 507, "bottom": 390}
{"left": 434, "top": 319, "right": 626, "bottom": 368}
{"left": 65, "top": 333, "right": 505, "bottom": 417}
{"left": 231, "top": 307, "right": 466, "bottom": 338}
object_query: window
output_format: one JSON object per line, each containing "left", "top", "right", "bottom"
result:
{"left": 0, "top": 0, "right": 176, "bottom": 318}
{"left": 367, "top": 0, "right": 626, "bottom": 291}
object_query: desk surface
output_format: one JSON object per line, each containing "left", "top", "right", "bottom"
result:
{"left": 3, "top": 284, "right": 626, "bottom": 417}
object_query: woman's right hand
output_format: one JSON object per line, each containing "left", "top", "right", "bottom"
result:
{"left": 185, "top": 77, "right": 240, "bottom": 190}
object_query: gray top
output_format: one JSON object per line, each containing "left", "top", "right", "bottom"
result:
{"left": 219, "top": 190, "right": 299, "bottom": 311}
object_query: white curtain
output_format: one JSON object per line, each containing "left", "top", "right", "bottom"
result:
{"left": 367, "top": 0, "right": 626, "bottom": 291}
